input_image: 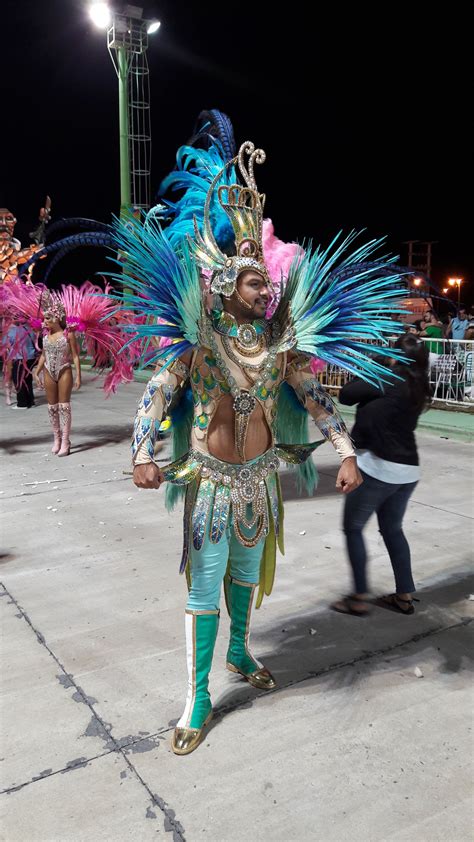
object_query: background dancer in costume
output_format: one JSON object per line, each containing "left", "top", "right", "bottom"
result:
{"left": 2, "top": 276, "right": 139, "bottom": 401}
{"left": 34, "top": 294, "right": 81, "bottom": 456}
{"left": 110, "top": 134, "right": 409, "bottom": 757}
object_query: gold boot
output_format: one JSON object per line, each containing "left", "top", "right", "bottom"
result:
{"left": 226, "top": 580, "right": 276, "bottom": 690}
{"left": 171, "top": 610, "right": 219, "bottom": 756}
{"left": 226, "top": 661, "right": 276, "bottom": 690}
{"left": 171, "top": 711, "right": 213, "bottom": 756}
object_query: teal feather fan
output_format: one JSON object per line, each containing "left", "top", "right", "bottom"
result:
{"left": 165, "top": 385, "right": 194, "bottom": 512}
{"left": 275, "top": 382, "right": 319, "bottom": 495}
{"left": 275, "top": 231, "right": 410, "bottom": 385}
{"left": 107, "top": 215, "right": 202, "bottom": 368}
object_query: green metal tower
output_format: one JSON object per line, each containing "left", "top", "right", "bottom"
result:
{"left": 86, "top": 3, "right": 160, "bottom": 216}
{"left": 106, "top": 5, "right": 158, "bottom": 216}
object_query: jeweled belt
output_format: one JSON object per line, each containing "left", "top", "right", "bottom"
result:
{"left": 162, "top": 440, "right": 325, "bottom": 549}
{"left": 161, "top": 440, "right": 324, "bottom": 487}
{"left": 162, "top": 447, "right": 276, "bottom": 487}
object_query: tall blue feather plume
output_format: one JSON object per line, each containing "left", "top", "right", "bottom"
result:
{"left": 157, "top": 142, "right": 236, "bottom": 251}
{"left": 187, "top": 110, "right": 236, "bottom": 160}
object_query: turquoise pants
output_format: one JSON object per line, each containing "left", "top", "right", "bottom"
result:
{"left": 187, "top": 510, "right": 264, "bottom": 611}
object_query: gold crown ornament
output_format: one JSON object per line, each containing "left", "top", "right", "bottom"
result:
{"left": 189, "top": 141, "right": 272, "bottom": 297}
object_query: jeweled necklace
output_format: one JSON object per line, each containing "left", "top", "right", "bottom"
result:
{"left": 221, "top": 334, "right": 266, "bottom": 370}
{"left": 212, "top": 310, "right": 266, "bottom": 351}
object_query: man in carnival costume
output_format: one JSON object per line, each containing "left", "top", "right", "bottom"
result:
{"left": 110, "top": 130, "right": 408, "bottom": 756}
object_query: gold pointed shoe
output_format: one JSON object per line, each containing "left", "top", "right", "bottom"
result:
{"left": 171, "top": 712, "right": 213, "bottom": 756}
{"left": 226, "top": 662, "right": 276, "bottom": 690}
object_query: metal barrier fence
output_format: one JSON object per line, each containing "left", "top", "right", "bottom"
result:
{"left": 317, "top": 338, "right": 474, "bottom": 409}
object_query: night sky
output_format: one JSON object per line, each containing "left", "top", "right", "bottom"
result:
{"left": 3, "top": 0, "right": 471, "bottom": 304}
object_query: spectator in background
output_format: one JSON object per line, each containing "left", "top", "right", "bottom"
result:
{"left": 388, "top": 312, "right": 404, "bottom": 337}
{"left": 3, "top": 360, "right": 14, "bottom": 405}
{"left": 448, "top": 308, "right": 469, "bottom": 341}
{"left": 331, "top": 334, "right": 431, "bottom": 617}
{"left": 464, "top": 310, "right": 474, "bottom": 336}
{"left": 7, "top": 323, "right": 37, "bottom": 409}
{"left": 419, "top": 310, "right": 443, "bottom": 365}
{"left": 441, "top": 313, "right": 453, "bottom": 339}
{"left": 462, "top": 323, "right": 474, "bottom": 398}
{"left": 407, "top": 320, "right": 422, "bottom": 336}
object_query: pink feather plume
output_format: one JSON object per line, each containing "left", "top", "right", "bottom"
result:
{"left": 262, "top": 219, "right": 303, "bottom": 316}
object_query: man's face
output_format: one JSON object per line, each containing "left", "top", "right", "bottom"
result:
{"left": 0, "top": 209, "right": 16, "bottom": 242}
{"left": 459, "top": 309, "right": 467, "bottom": 320}
{"left": 235, "top": 270, "right": 270, "bottom": 319}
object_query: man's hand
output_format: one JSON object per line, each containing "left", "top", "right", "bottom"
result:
{"left": 336, "top": 456, "right": 363, "bottom": 494}
{"left": 133, "top": 463, "right": 165, "bottom": 490}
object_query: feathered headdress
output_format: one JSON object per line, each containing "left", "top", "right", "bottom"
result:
{"left": 155, "top": 139, "right": 300, "bottom": 308}
{"left": 189, "top": 141, "right": 272, "bottom": 296}
{"left": 40, "top": 289, "right": 66, "bottom": 322}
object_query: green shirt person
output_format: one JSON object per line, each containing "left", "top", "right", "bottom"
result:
{"left": 420, "top": 312, "right": 443, "bottom": 355}
{"left": 423, "top": 324, "right": 443, "bottom": 354}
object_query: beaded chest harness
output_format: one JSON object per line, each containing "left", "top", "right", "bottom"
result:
{"left": 200, "top": 312, "right": 281, "bottom": 461}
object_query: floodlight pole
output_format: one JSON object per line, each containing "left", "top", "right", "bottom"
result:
{"left": 106, "top": 7, "right": 156, "bottom": 218}
{"left": 90, "top": 5, "right": 160, "bottom": 217}
{"left": 117, "top": 47, "right": 132, "bottom": 216}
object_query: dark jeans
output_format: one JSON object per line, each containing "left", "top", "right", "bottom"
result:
{"left": 343, "top": 470, "right": 417, "bottom": 595}
{"left": 12, "top": 358, "right": 35, "bottom": 408}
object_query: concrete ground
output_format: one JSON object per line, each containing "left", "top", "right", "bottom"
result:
{"left": 0, "top": 373, "right": 473, "bottom": 842}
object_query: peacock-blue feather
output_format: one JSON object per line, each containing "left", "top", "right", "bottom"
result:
{"left": 157, "top": 142, "right": 237, "bottom": 250}
{"left": 273, "top": 230, "right": 410, "bottom": 384}
{"left": 106, "top": 215, "right": 202, "bottom": 370}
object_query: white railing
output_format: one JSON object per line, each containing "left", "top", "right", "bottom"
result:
{"left": 317, "top": 338, "right": 474, "bottom": 409}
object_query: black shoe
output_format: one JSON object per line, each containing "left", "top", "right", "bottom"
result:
{"left": 376, "top": 594, "right": 419, "bottom": 615}
{"left": 330, "top": 595, "right": 371, "bottom": 617}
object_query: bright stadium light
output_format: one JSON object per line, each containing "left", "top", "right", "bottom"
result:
{"left": 87, "top": 1, "right": 160, "bottom": 213}
{"left": 147, "top": 20, "right": 161, "bottom": 34}
{"left": 448, "top": 277, "right": 463, "bottom": 305}
{"left": 89, "top": 2, "right": 112, "bottom": 28}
